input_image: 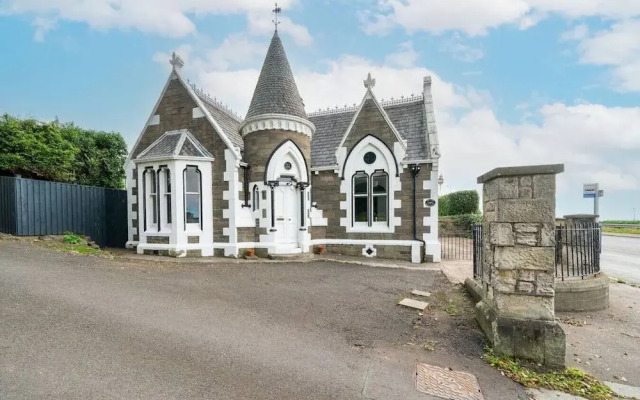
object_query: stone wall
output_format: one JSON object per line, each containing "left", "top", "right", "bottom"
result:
{"left": 311, "top": 165, "right": 431, "bottom": 241}
{"left": 130, "top": 78, "right": 230, "bottom": 243}
{"left": 243, "top": 130, "right": 311, "bottom": 184}
{"left": 474, "top": 164, "right": 566, "bottom": 368}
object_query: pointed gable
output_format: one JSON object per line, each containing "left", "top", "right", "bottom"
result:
{"left": 245, "top": 32, "right": 307, "bottom": 119}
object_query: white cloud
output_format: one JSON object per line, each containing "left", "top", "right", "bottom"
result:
{"left": 362, "top": 0, "right": 640, "bottom": 36}
{"left": 32, "top": 16, "right": 56, "bottom": 42}
{"left": 158, "top": 33, "right": 640, "bottom": 197}
{"left": 247, "top": 11, "right": 312, "bottom": 46}
{"left": 1, "top": 0, "right": 307, "bottom": 41}
{"left": 573, "top": 19, "right": 640, "bottom": 92}
{"left": 440, "top": 33, "right": 484, "bottom": 62}
{"left": 384, "top": 41, "right": 418, "bottom": 68}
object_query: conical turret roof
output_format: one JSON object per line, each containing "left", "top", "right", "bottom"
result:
{"left": 246, "top": 32, "right": 307, "bottom": 120}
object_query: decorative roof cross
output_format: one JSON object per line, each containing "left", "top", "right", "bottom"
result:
{"left": 363, "top": 72, "right": 376, "bottom": 89}
{"left": 170, "top": 51, "right": 184, "bottom": 70}
{"left": 272, "top": 3, "right": 282, "bottom": 32}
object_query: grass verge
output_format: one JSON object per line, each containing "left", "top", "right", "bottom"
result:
{"left": 483, "top": 348, "right": 615, "bottom": 400}
{"left": 603, "top": 227, "right": 640, "bottom": 235}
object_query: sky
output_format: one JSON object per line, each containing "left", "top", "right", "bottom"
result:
{"left": 0, "top": 0, "right": 639, "bottom": 220}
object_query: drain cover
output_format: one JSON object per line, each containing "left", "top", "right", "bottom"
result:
{"left": 415, "top": 363, "right": 484, "bottom": 400}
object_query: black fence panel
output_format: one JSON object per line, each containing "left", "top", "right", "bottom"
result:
{"left": 555, "top": 222, "right": 601, "bottom": 280}
{"left": 440, "top": 230, "right": 474, "bottom": 260}
{"left": 0, "top": 176, "right": 17, "bottom": 234}
{"left": 0, "top": 176, "right": 127, "bottom": 248}
{"left": 472, "top": 224, "right": 483, "bottom": 280}
{"left": 104, "top": 189, "right": 128, "bottom": 248}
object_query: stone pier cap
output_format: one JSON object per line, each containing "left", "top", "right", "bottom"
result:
{"left": 477, "top": 164, "right": 564, "bottom": 184}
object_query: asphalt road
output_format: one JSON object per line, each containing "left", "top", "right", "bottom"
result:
{"left": 0, "top": 240, "right": 524, "bottom": 400}
{"left": 601, "top": 234, "right": 640, "bottom": 284}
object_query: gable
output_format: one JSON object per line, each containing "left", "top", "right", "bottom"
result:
{"left": 309, "top": 98, "right": 428, "bottom": 167}
{"left": 128, "top": 71, "right": 243, "bottom": 164}
{"left": 343, "top": 99, "right": 400, "bottom": 156}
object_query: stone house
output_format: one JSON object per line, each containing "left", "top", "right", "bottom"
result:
{"left": 125, "top": 31, "right": 442, "bottom": 263}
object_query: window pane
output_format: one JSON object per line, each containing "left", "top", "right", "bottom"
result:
{"left": 353, "top": 174, "right": 368, "bottom": 195}
{"left": 186, "top": 194, "right": 200, "bottom": 224}
{"left": 372, "top": 195, "right": 387, "bottom": 222}
{"left": 372, "top": 173, "right": 387, "bottom": 194}
{"left": 185, "top": 169, "right": 199, "bottom": 193}
{"left": 151, "top": 195, "right": 157, "bottom": 223}
{"left": 166, "top": 170, "right": 171, "bottom": 193}
{"left": 354, "top": 197, "right": 368, "bottom": 222}
{"left": 166, "top": 194, "right": 172, "bottom": 224}
{"left": 150, "top": 171, "right": 156, "bottom": 193}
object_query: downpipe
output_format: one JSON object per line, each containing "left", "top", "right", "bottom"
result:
{"left": 411, "top": 164, "right": 426, "bottom": 262}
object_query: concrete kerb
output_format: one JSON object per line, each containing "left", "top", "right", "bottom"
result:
{"left": 113, "top": 251, "right": 440, "bottom": 271}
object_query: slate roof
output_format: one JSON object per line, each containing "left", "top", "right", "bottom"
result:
{"left": 309, "top": 99, "right": 429, "bottom": 167}
{"left": 197, "top": 96, "right": 244, "bottom": 150}
{"left": 245, "top": 32, "right": 307, "bottom": 120}
{"left": 136, "top": 129, "right": 213, "bottom": 160}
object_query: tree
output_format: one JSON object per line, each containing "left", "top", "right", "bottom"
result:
{"left": 0, "top": 114, "right": 127, "bottom": 189}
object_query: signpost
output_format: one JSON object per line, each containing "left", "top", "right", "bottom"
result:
{"left": 583, "top": 183, "right": 604, "bottom": 216}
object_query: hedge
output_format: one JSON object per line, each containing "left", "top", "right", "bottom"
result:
{"left": 438, "top": 190, "right": 479, "bottom": 216}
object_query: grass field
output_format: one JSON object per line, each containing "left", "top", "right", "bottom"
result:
{"left": 602, "top": 227, "right": 640, "bottom": 235}
{"left": 601, "top": 220, "right": 640, "bottom": 225}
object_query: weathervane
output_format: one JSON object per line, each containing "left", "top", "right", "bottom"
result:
{"left": 272, "top": 3, "right": 281, "bottom": 32}
{"left": 169, "top": 51, "right": 184, "bottom": 70}
{"left": 364, "top": 72, "right": 376, "bottom": 89}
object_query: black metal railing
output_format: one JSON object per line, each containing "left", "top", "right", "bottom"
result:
{"left": 555, "top": 222, "right": 601, "bottom": 280}
{"left": 472, "top": 224, "right": 483, "bottom": 280}
{"left": 440, "top": 230, "right": 475, "bottom": 260}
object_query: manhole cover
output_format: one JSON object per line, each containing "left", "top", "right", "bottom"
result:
{"left": 415, "top": 363, "right": 484, "bottom": 400}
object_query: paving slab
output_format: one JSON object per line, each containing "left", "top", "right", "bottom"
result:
{"left": 605, "top": 381, "right": 640, "bottom": 399}
{"left": 525, "top": 388, "right": 584, "bottom": 399}
{"left": 398, "top": 298, "right": 429, "bottom": 310}
{"left": 411, "top": 289, "right": 431, "bottom": 297}
{"left": 415, "top": 363, "right": 484, "bottom": 400}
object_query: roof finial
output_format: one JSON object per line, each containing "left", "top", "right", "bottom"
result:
{"left": 272, "top": 3, "right": 282, "bottom": 32}
{"left": 170, "top": 51, "right": 184, "bottom": 70}
{"left": 364, "top": 72, "right": 376, "bottom": 89}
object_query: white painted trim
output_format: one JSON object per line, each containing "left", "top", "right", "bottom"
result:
{"left": 311, "top": 239, "right": 422, "bottom": 246}
{"left": 265, "top": 140, "right": 309, "bottom": 183}
{"left": 134, "top": 155, "right": 214, "bottom": 164}
{"left": 422, "top": 164, "right": 441, "bottom": 262}
{"left": 148, "top": 114, "right": 160, "bottom": 126}
{"left": 239, "top": 113, "right": 315, "bottom": 138}
{"left": 339, "top": 135, "right": 402, "bottom": 233}
{"left": 310, "top": 165, "right": 338, "bottom": 172}
{"left": 192, "top": 107, "right": 205, "bottom": 119}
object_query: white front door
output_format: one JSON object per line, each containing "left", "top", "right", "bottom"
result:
{"left": 274, "top": 184, "right": 298, "bottom": 244}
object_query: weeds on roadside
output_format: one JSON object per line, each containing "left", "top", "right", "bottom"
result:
{"left": 63, "top": 232, "right": 84, "bottom": 244}
{"left": 483, "top": 348, "right": 615, "bottom": 400}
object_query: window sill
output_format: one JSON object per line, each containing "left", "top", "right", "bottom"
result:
{"left": 347, "top": 226, "right": 393, "bottom": 234}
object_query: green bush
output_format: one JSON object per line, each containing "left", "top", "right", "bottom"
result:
{"left": 439, "top": 190, "right": 479, "bottom": 216}
{"left": 63, "top": 232, "right": 84, "bottom": 245}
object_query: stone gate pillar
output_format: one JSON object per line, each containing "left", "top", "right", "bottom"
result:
{"left": 475, "top": 164, "right": 566, "bottom": 368}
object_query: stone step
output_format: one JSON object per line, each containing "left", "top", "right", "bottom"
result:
{"left": 267, "top": 253, "right": 315, "bottom": 261}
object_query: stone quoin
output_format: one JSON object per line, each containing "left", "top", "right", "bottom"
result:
{"left": 124, "top": 17, "right": 441, "bottom": 263}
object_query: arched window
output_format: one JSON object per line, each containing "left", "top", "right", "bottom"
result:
{"left": 351, "top": 170, "right": 388, "bottom": 226}
{"left": 184, "top": 166, "right": 201, "bottom": 227}
{"left": 353, "top": 172, "right": 369, "bottom": 223}
{"left": 144, "top": 168, "right": 157, "bottom": 230}
{"left": 164, "top": 168, "right": 172, "bottom": 224}
{"left": 371, "top": 171, "right": 388, "bottom": 223}
{"left": 252, "top": 185, "right": 260, "bottom": 211}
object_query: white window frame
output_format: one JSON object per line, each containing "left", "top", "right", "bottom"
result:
{"left": 144, "top": 168, "right": 158, "bottom": 232}
{"left": 183, "top": 166, "right": 202, "bottom": 231}
{"left": 162, "top": 167, "right": 172, "bottom": 228}
{"left": 252, "top": 184, "right": 260, "bottom": 211}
